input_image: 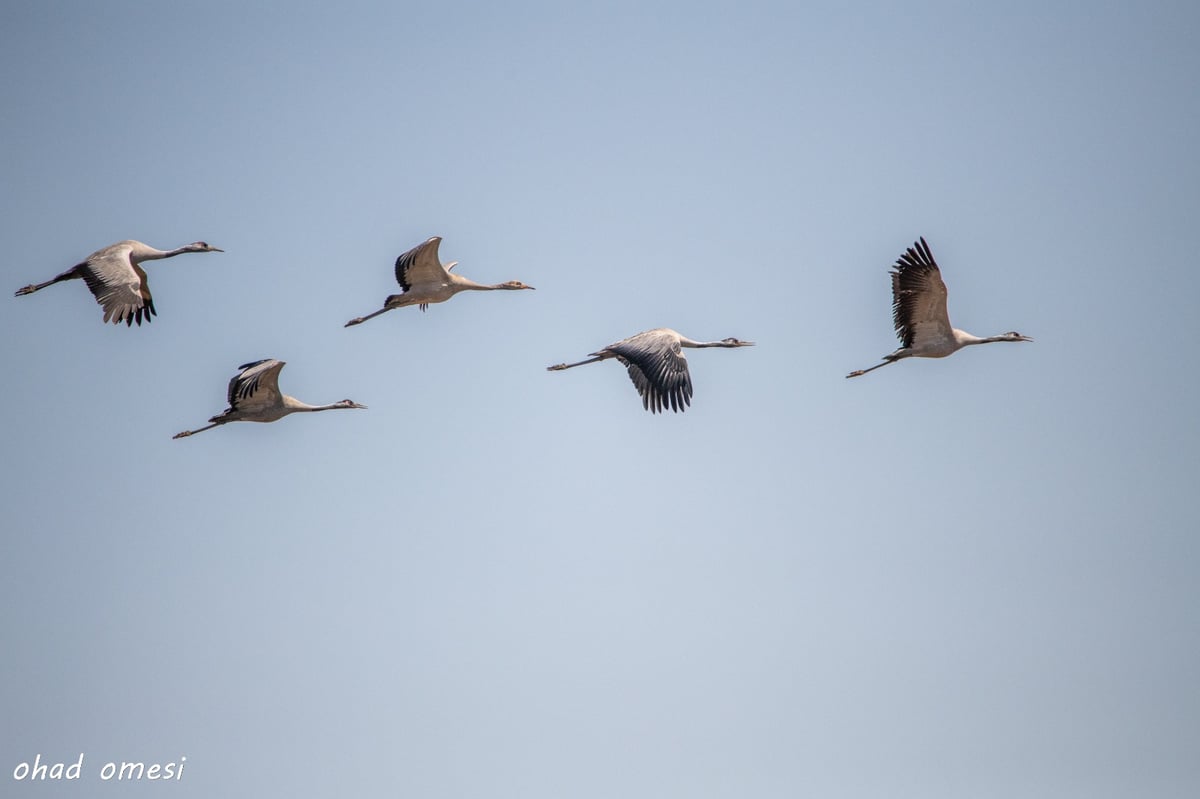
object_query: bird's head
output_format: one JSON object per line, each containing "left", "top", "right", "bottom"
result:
{"left": 337, "top": 400, "right": 368, "bottom": 410}
{"left": 501, "top": 281, "right": 535, "bottom": 290}
{"left": 187, "top": 241, "right": 224, "bottom": 253}
{"left": 1002, "top": 331, "right": 1033, "bottom": 343}
{"left": 721, "top": 337, "right": 755, "bottom": 347}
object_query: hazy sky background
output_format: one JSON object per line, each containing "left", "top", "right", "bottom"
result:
{"left": 2, "top": 1, "right": 1198, "bottom": 797}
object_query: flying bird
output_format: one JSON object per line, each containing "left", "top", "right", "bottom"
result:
{"left": 547, "top": 328, "right": 754, "bottom": 413}
{"left": 14, "top": 239, "right": 223, "bottom": 326}
{"left": 345, "top": 236, "right": 534, "bottom": 327}
{"left": 173, "top": 359, "right": 366, "bottom": 439}
{"left": 846, "top": 237, "right": 1032, "bottom": 378}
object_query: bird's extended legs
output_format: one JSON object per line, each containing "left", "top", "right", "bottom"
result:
{"left": 547, "top": 355, "right": 607, "bottom": 371}
{"left": 345, "top": 307, "right": 393, "bottom": 327}
{"left": 845, "top": 357, "right": 899, "bottom": 378}
{"left": 14, "top": 272, "right": 74, "bottom": 297}
{"left": 345, "top": 294, "right": 428, "bottom": 326}
{"left": 172, "top": 423, "right": 219, "bottom": 439}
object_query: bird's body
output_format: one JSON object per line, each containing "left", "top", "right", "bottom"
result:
{"left": 173, "top": 359, "right": 366, "bottom": 438}
{"left": 846, "top": 237, "right": 1031, "bottom": 378}
{"left": 14, "top": 239, "right": 223, "bottom": 326}
{"left": 345, "top": 236, "right": 534, "bottom": 327}
{"left": 547, "top": 327, "right": 754, "bottom": 413}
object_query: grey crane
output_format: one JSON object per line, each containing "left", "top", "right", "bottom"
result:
{"left": 846, "top": 237, "right": 1032, "bottom": 378}
{"left": 547, "top": 328, "right": 754, "bottom": 413}
{"left": 173, "top": 359, "right": 366, "bottom": 439}
{"left": 345, "top": 236, "right": 534, "bottom": 327}
{"left": 14, "top": 239, "right": 223, "bottom": 326}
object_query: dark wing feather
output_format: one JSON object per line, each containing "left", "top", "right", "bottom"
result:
{"left": 608, "top": 334, "right": 694, "bottom": 414}
{"left": 79, "top": 245, "right": 156, "bottom": 326}
{"left": 393, "top": 237, "right": 448, "bottom": 292}
{"left": 891, "top": 236, "right": 951, "bottom": 348}
{"left": 227, "top": 359, "right": 285, "bottom": 410}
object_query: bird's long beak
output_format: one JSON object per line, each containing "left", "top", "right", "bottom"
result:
{"left": 211, "top": 247, "right": 225, "bottom": 252}
{"left": 352, "top": 402, "right": 368, "bottom": 409}
{"left": 1020, "top": 335, "right": 1034, "bottom": 342}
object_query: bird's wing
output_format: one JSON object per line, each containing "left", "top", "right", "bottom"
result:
{"left": 226, "top": 359, "right": 286, "bottom": 413}
{"left": 78, "top": 243, "right": 156, "bottom": 326}
{"left": 891, "top": 237, "right": 951, "bottom": 348}
{"left": 394, "top": 237, "right": 448, "bottom": 292}
{"left": 608, "top": 332, "right": 694, "bottom": 413}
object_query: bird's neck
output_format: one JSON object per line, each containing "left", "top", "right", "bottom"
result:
{"left": 456, "top": 277, "right": 500, "bottom": 291}
{"left": 953, "top": 329, "right": 987, "bottom": 346}
{"left": 283, "top": 396, "right": 334, "bottom": 412}
{"left": 140, "top": 246, "right": 187, "bottom": 262}
{"left": 972, "top": 333, "right": 1014, "bottom": 345}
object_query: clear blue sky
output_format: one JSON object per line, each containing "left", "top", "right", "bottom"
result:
{"left": 3, "top": 1, "right": 1198, "bottom": 797}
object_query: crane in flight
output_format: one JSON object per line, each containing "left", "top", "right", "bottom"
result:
{"left": 14, "top": 239, "right": 223, "bottom": 326}
{"left": 173, "top": 359, "right": 366, "bottom": 438}
{"left": 345, "top": 236, "right": 534, "bottom": 327}
{"left": 846, "top": 237, "right": 1031, "bottom": 378}
{"left": 547, "top": 328, "right": 754, "bottom": 413}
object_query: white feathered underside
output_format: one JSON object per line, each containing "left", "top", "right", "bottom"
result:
{"left": 78, "top": 243, "right": 154, "bottom": 325}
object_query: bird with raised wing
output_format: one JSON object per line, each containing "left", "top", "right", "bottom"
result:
{"left": 547, "top": 328, "right": 754, "bottom": 413}
{"left": 846, "top": 237, "right": 1032, "bottom": 378}
{"left": 14, "top": 239, "right": 223, "bottom": 326}
{"left": 173, "top": 359, "right": 366, "bottom": 439}
{"left": 345, "top": 236, "right": 534, "bottom": 327}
